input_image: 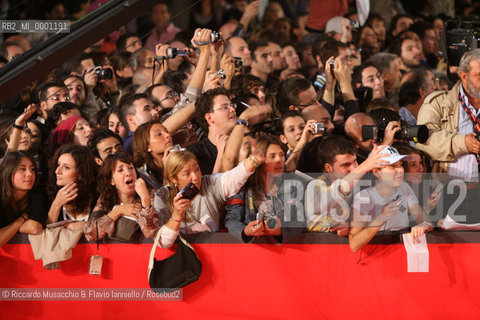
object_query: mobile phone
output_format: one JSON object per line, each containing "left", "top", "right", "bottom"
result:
{"left": 432, "top": 184, "right": 444, "bottom": 199}
{"left": 177, "top": 182, "right": 200, "bottom": 200}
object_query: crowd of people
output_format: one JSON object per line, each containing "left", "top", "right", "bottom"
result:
{"left": 1, "top": 0, "right": 480, "bottom": 264}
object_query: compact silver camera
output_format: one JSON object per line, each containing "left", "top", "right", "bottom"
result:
{"left": 312, "top": 122, "right": 326, "bottom": 134}
{"left": 210, "top": 69, "right": 226, "bottom": 79}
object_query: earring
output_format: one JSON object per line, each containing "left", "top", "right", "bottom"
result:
{"left": 148, "top": 148, "right": 152, "bottom": 152}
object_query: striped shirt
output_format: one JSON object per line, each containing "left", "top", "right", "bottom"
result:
{"left": 448, "top": 86, "right": 479, "bottom": 182}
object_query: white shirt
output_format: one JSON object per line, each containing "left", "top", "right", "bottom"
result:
{"left": 448, "top": 86, "right": 479, "bottom": 183}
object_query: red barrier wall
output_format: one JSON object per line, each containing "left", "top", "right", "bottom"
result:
{"left": 1, "top": 233, "right": 480, "bottom": 320}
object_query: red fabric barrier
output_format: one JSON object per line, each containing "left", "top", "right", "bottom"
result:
{"left": 1, "top": 242, "right": 480, "bottom": 319}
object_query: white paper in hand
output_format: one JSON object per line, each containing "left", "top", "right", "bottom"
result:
{"left": 402, "top": 233, "right": 429, "bottom": 272}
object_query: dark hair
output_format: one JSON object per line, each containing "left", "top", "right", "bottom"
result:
{"left": 296, "top": 136, "right": 324, "bottom": 172}
{"left": 47, "top": 144, "right": 97, "bottom": 214}
{"left": 61, "top": 74, "right": 86, "bottom": 98}
{"left": 389, "top": 13, "right": 413, "bottom": 36}
{"left": 118, "top": 93, "right": 149, "bottom": 131}
{"left": 0, "top": 151, "right": 36, "bottom": 220}
{"left": 316, "top": 39, "right": 348, "bottom": 67}
{"left": 60, "top": 52, "right": 92, "bottom": 75}
{"left": 46, "top": 102, "right": 82, "bottom": 128}
{"left": 88, "top": 128, "right": 122, "bottom": 159}
{"left": 0, "top": 113, "right": 20, "bottom": 156}
{"left": 37, "top": 81, "right": 67, "bottom": 102}
{"left": 110, "top": 51, "right": 132, "bottom": 74}
{"left": 132, "top": 119, "right": 165, "bottom": 179}
{"left": 398, "top": 71, "right": 426, "bottom": 107}
{"left": 249, "top": 39, "right": 270, "bottom": 62}
{"left": 97, "top": 152, "right": 136, "bottom": 211}
{"left": 317, "top": 135, "right": 356, "bottom": 171}
{"left": 231, "top": 74, "right": 265, "bottom": 99}
{"left": 247, "top": 135, "right": 287, "bottom": 200}
{"left": 366, "top": 97, "right": 398, "bottom": 113}
{"left": 194, "top": 88, "right": 229, "bottom": 133}
{"left": 409, "top": 21, "right": 434, "bottom": 41}
{"left": 352, "top": 61, "right": 378, "bottom": 88}
{"left": 278, "top": 110, "right": 303, "bottom": 134}
{"left": 394, "top": 143, "right": 426, "bottom": 173}
{"left": 276, "top": 77, "right": 313, "bottom": 113}
{"left": 116, "top": 33, "right": 141, "bottom": 51}
{"left": 163, "top": 71, "right": 187, "bottom": 94}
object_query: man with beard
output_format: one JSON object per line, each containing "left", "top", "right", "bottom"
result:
{"left": 417, "top": 49, "right": 480, "bottom": 227}
{"left": 388, "top": 36, "right": 421, "bottom": 73}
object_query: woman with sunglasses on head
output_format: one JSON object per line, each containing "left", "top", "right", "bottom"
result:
{"left": 0, "top": 151, "right": 47, "bottom": 247}
{"left": 153, "top": 148, "right": 264, "bottom": 248}
{"left": 84, "top": 152, "right": 159, "bottom": 241}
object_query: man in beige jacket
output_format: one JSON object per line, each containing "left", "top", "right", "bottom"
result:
{"left": 417, "top": 49, "right": 480, "bottom": 179}
{"left": 417, "top": 49, "right": 480, "bottom": 227}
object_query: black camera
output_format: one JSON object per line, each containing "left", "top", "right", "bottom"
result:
{"left": 362, "top": 109, "right": 429, "bottom": 143}
{"left": 256, "top": 194, "right": 279, "bottom": 229}
{"left": 210, "top": 31, "right": 222, "bottom": 43}
{"left": 329, "top": 59, "right": 335, "bottom": 70}
{"left": 234, "top": 57, "right": 243, "bottom": 68}
{"left": 440, "top": 18, "right": 480, "bottom": 66}
{"left": 177, "top": 182, "right": 199, "bottom": 200}
{"left": 94, "top": 66, "right": 113, "bottom": 80}
{"left": 166, "top": 47, "right": 189, "bottom": 59}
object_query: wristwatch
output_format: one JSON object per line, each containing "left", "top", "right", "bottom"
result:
{"left": 248, "top": 155, "right": 261, "bottom": 168}
{"left": 236, "top": 118, "right": 248, "bottom": 127}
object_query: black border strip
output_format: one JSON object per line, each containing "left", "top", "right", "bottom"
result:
{"left": 7, "top": 230, "right": 480, "bottom": 245}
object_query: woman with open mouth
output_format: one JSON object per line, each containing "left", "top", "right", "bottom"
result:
{"left": 84, "top": 152, "right": 159, "bottom": 242}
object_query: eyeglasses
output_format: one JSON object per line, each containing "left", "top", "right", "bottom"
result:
{"left": 47, "top": 95, "right": 71, "bottom": 102}
{"left": 212, "top": 103, "right": 237, "bottom": 112}
{"left": 160, "top": 91, "right": 179, "bottom": 103}
{"left": 295, "top": 99, "right": 319, "bottom": 108}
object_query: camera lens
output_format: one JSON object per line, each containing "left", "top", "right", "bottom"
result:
{"left": 95, "top": 68, "right": 113, "bottom": 80}
{"left": 266, "top": 217, "right": 277, "bottom": 229}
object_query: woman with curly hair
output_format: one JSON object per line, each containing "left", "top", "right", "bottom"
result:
{"left": 84, "top": 152, "right": 159, "bottom": 242}
{"left": 46, "top": 144, "right": 97, "bottom": 229}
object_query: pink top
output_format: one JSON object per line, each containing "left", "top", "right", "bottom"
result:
{"left": 144, "top": 23, "right": 181, "bottom": 51}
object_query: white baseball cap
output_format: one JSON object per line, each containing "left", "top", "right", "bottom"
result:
{"left": 325, "top": 17, "right": 345, "bottom": 34}
{"left": 376, "top": 145, "right": 410, "bottom": 164}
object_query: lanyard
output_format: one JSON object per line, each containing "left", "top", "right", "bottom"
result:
{"left": 459, "top": 92, "right": 480, "bottom": 132}
{"left": 459, "top": 92, "right": 480, "bottom": 166}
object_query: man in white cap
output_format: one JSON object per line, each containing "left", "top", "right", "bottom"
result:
{"left": 324, "top": 16, "right": 352, "bottom": 43}
{"left": 349, "top": 145, "right": 433, "bottom": 252}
